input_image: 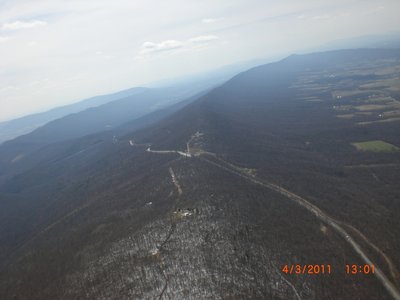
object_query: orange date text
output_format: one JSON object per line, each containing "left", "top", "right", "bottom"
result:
{"left": 282, "top": 264, "right": 332, "bottom": 275}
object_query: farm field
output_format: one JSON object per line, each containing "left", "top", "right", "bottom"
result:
{"left": 352, "top": 140, "right": 400, "bottom": 152}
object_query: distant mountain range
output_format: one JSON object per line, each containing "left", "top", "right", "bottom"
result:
{"left": 316, "top": 32, "right": 400, "bottom": 51}
{"left": 0, "top": 59, "right": 256, "bottom": 145}
{"left": 0, "top": 87, "right": 148, "bottom": 144}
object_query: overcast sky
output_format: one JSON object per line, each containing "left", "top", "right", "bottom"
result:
{"left": 0, "top": 0, "right": 399, "bottom": 122}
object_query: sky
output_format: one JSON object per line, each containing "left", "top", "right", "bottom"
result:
{"left": 0, "top": 0, "right": 399, "bottom": 122}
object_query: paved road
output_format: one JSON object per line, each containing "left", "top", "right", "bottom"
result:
{"left": 141, "top": 138, "right": 400, "bottom": 299}
{"left": 200, "top": 155, "right": 400, "bottom": 300}
{"left": 146, "top": 147, "right": 192, "bottom": 158}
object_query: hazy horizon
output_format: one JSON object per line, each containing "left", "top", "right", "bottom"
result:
{"left": 1, "top": 0, "right": 399, "bottom": 122}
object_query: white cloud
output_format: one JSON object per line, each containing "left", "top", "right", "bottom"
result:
{"left": 188, "top": 35, "right": 219, "bottom": 43}
{"left": 1, "top": 20, "right": 47, "bottom": 31}
{"left": 139, "top": 35, "right": 219, "bottom": 57}
{"left": 202, "top": 17, "right": 223, "bottom": 24}
{"left": 140, "top": 40, "right": 184, "bottom": 54}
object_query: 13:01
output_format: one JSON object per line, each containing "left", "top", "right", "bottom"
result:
{"left": 346, "top": 264, "right": 375, "bottom": 274}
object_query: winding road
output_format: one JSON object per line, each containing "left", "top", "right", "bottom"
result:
{"left": 133, "top": 134, "right": 400, "bottom": 299}
{"left": 199, "top": 155, "right": 400, "bottom": 300}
